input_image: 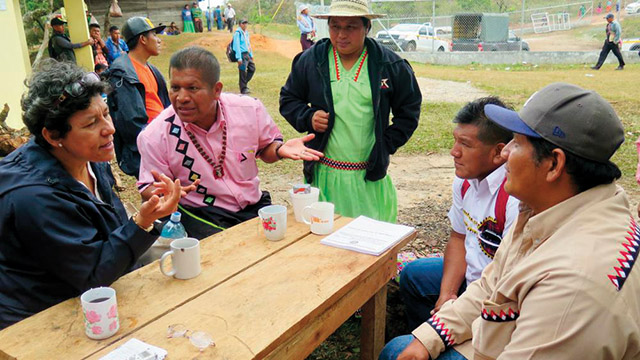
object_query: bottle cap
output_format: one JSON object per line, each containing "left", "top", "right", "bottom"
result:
{"left": 170, "top": 212, "right": 181, "bottom": 222}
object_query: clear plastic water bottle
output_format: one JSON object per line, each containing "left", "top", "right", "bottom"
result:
{"left": 158, "top": 212, "right": 187, "bottom": 246}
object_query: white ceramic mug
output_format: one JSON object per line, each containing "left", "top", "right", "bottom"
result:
{"left": 302, "top": 202, "right": 334, "bottom": 235}
{"left": 80, "top": 287, "right": 119, "bottom": 340}
{"left": 258, "top": 205, "right": 287, "bottom": 241}
{"left": 160, "top": 238, "right": 201, "bottom": 280}
{"left": 289, "top": 187, "right": 320, "bottom": 223}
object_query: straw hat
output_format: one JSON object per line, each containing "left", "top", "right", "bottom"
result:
{"left": 313, "top": 0, "right": 385, "bottom": 19}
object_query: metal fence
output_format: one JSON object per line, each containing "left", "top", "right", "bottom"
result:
{"left": 287, "top": 0, "right": 633, "bottom": 52}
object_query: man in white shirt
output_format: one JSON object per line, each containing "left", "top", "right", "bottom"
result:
{"left": 399, "top": 97, "right": 520, "bottom": 332}
{"left": 223, "top": 4, "right": 236, "bottom": 33}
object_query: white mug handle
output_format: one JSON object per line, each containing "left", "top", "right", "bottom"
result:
{"left": 302, "top": 206, "right": 313, "bottom": 225}
{"left": 159, "top": 250, "right": 176, "bottom": 277}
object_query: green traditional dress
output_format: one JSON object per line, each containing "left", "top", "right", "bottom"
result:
{"left": 312, "top": 45, "right": 398, "bottom": 223}
{"left": 182, "top": 9, "right": 195, "bottom": 33}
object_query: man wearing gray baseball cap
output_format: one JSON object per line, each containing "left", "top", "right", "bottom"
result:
{"left": 381, "top": 83, "right": 640, "bottom": 360}
{"left": 103, "top": 17, "right": 170, "bottom": 178}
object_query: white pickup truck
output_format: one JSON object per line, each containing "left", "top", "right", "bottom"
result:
{"left": 621, "top": 38, "right": 640, "bottom": 52}
{"left": 375, "top": 23, "right": 451, "bottom": 52}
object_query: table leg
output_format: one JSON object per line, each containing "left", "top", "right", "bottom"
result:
{"left": 360, "top": 283, "right": 388, "bottom": 360}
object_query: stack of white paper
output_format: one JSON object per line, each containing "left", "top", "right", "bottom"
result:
{"left": 320, "top": 216, "right": 415, "bottom": 256}
{"left": 99, "top": 338, "right": 168, "bottom": 360}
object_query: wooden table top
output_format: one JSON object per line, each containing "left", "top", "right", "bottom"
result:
{"left": 0, "top": 213, "right": 415, "bottom": 360}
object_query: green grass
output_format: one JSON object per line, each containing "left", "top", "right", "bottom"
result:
{"left": 253, "top": 22, "right": 301, "bottom": 39}
{"left": 622, "top": 15, "right": 640, "bottom": 38}
{"left": 573, "top": 15, "right": 640, "bottom": 40}
{"left": 409, "top": 61, "right": 640, "bottom": 191}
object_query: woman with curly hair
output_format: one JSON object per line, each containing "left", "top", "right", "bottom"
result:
{"left": 0, "top": 60, "right": 185, "bottom": 329}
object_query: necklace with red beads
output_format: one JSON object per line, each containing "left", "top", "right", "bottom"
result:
{"left": 332, "top": 46, "right": 368, "bottom": 82}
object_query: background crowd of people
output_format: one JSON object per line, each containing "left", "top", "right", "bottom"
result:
{"left": 181, "top": 2, "right": 230, "bottom": 33}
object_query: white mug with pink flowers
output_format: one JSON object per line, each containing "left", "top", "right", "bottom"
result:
{"left": 80, "top": 287, "right": 119, "bottom": 340}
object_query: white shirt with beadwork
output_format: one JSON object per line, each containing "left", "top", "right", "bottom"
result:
{"left": 448, "top": 165, "right": 519, "bottom": 285}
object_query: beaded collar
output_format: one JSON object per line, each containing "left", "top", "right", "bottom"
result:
{"left": 182, "top": 103, "right": 227, "bottom": 179}
{"left": 332, "top": 46, "right": 368, "bottom": 82}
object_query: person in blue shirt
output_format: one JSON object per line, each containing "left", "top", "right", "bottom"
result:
{"left": 233, "top": 19, "right": 255, "bottom": 94}
{"left": 205, "top": 6, "right": 213, "bottom": 31}
{"left": 215, "top": 6, "right": 223, "bottom": 30}
{"left": 105, "top": 26, "right": 129, "bottom": 65}
{"left": 182, "top": 4, "right": 195, "bottom": 33}
{"left": 297, "top": 5, "right": 316, "bottom": 51}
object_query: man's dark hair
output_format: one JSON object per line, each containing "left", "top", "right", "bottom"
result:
{"left": 327, "top": 17, "right": 372, "bottom": 34}
{"left": 21, "top": 59, "right": 110, "bottom": 149}
{"left": 361, "top": 18, "right": 371, "bottom": 32}
{"left": 169, "top": 46, "right": 220, "bottom": 88}
{"left": 453, "top": 96, "right": 514, "bottom": 145}
{"left": 127, "top": 31, "right": 152, "bottom": 50}
{"left": 529, "top": 137, "right": 621, "bottom": 193}
{"left": 89, "top": 23, "right": 100, "bottom": 29}
{"left": 94, "top": 63, "right": 107, "bottom": 73}
{"left": 109, "top": 25, "right": 119, "bottom": 33}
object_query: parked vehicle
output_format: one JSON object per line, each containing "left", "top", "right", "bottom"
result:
{"left": 435, "top": 26, "right": 452, "bottom": 39}
{"left": 621, "top": 38, "right": 640, "bottom": 51}
{"left": 452, "top": 13, "right": 529, "bottom": 51}
{"left": 626, "top": 1, "right": 640, "bottom": 14}
{"left": 375, "top": 23, "right": 451, "bottom": 52}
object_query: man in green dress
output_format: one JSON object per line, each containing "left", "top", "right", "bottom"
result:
{"left": 280, "top": 0, "right": 422, "bottom": 222}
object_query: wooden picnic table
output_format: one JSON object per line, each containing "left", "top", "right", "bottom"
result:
{"left": 0, "top": 213, "right": 415, "bottom": 360}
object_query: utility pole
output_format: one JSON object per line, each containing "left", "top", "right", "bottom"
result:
{"left": 519, "top": 0, "right": 525, "bottom": 51}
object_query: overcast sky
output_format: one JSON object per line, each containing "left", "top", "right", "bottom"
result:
{"left": 198, "top": 0, "right": 226, "bottom": 8}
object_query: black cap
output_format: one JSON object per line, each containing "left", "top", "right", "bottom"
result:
{"left": 121, "top": 17, "right": 166, "bottom": 43}
{"left": 240, "top": 19, "right": 249, "bottom": 24}
{"left": 605, "top": 13, "right": 614, "bottom": 19}
{"left": 50, "top": 15, "right": 66, "bottom": 26}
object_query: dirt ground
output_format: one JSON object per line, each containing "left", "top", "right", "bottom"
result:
{"left": 186, "top": 32, "right": 301, "bottom": 59}
{"left": 524, "top": 14, "right": 605, "bottom": 51}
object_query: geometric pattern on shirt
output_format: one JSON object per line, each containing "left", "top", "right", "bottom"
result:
{"left": 481, "top": 307, "right": 519, "bottom": 322}
{"left": 427, "top": 314, "right": 455, "bottom": 347}
{"left": 462, "top": 177, "right": 509, "bottom": 260}
{"left": 607, "top": 217, "right": 640, "bottom": 291}
{"left": 165, "top": 114, "right": 216, "bottom": 206}
{"left": 319, "top": 156, "right": 369, "bottom": 171}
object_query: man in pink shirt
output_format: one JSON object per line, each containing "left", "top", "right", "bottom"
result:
{"left": 137, "top": 46, "right": 322, "bottom": 238}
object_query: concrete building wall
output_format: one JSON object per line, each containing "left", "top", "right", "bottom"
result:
{"left": 85, "top": 0, "right": 190, "bottom": 29}
{"left": 401, "top": 51, "right": 640, "bottom": 66}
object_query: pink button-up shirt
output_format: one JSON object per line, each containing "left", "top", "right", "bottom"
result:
{"left": 137, "top": 93, "right": 283, "bottom": 212}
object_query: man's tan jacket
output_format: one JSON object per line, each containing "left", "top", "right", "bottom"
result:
{"left": 413, "top": 184, "right": 640, "bottom": 359}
